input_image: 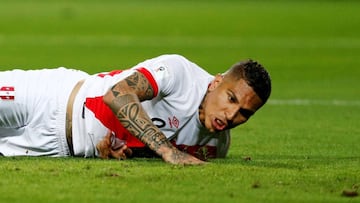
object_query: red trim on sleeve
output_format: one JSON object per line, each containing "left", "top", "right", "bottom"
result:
{"left": 97, "top": 70, "right": 123, "bottom": 78}
{"left": 171, "top": 140, "right": 217, "bottom": 161}
{"left": 136, "top": 67, "right": 159, "bottom": 97}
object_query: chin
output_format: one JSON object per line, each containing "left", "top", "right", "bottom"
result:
{"left": 207, "top": 127, "right": 215, "bottom": 133}
{"left": 204, "top": 120, "right": 215, "bottom": 132}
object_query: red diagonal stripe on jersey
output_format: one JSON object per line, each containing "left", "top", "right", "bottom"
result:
{"left": 85, "top": 96, "right": 145, "bottom": 148}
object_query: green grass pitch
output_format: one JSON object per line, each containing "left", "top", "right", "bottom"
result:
{"left": 0, "top": 0, "right": 359, "bottom": 202}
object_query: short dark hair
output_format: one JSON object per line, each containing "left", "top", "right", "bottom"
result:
{"left": 225, "top": 59, "right": 271, "bottom": 105}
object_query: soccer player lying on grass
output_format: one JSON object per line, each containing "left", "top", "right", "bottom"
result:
{"left": 0, "top": 54, "right": 271, "bottom": 165}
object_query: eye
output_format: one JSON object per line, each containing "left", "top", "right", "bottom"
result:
{"left": 228, "top": 95, "right": 236, "bottom": 103}
{"left": 227, "top": 91, "right": 237, "bottom": 103}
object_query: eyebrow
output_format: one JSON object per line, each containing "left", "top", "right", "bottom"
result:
{"left": 239, "top": 108, "right": 254, "bottom": 119}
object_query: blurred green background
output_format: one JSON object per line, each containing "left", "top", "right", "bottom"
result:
{"left": 1, "top": 1, "right": 359, "bottom": 202}
{"left": 1, "top": 0, "right": 359, "bottom": 101}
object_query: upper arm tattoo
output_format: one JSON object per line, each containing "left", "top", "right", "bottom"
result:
{"left": 110, "top": 71, "right": 154, "bottom": 101}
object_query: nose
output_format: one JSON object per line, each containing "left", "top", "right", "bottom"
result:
{"left": 225, "top": 107, "right": 239, "bottom": 122}
{"left": 226, "top": 106, "right": 249, "bottom": 127}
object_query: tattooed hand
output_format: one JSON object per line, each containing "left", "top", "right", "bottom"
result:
{"left": 159, "top": 145, "right": 206, "bottom": 165}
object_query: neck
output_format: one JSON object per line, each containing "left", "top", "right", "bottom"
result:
{"left": 198, "top": 94, "right": 206, "bottom": 126}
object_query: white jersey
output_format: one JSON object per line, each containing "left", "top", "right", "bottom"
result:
{"left": 72, "top": 54, "right": 230, "bottom": 158}
{"left": 0, "top": 54, "right": 230, "bottom": 159}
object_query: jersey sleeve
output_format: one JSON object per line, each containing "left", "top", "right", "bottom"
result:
{"left": 173, "top": 130, "right": 231, "bottom": 160}
{"left": 132, "top": 54, "right": 193, "bottom": 98}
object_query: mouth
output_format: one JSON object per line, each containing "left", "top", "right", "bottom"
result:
{"left": 212, "top": 118, "right": 226, "bottom": 131}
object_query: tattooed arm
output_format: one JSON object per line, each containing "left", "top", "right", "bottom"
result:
{"left": 103, "top": 71, "right": 205, "bottom": 165}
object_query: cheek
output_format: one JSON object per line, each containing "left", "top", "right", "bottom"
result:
{"left": 234, "top": 115, "right": 248, "bottom": 125}
{"left": 211, "top": 98, "right": 227, "bottom": 112}
{"left": 205, "top": 91, "right": 228, "bottom": 113}
{"left": 214, "top": 94, "right": 229, "bottom": 106}
{"left": 228, "top": 110, "right": 248, "bottom": 126}
{"left": 205, "top": 93, "right": 222, "bottom": 109}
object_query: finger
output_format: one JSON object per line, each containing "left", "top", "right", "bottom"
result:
{"left": 181, "top": 155, "right": 206, "bottom": 165}
{"left": 124, "top": 147, "right": 133, "bottom": 157}
{"left": 110, "top": 145, "right": 128, "bottom": 160}
{"left": 163, "top": 150, "right": 206, "bottom": 165}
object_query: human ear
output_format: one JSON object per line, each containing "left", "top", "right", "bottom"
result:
{"left": 208, "top": 74, "right": 223, "bottom": 91}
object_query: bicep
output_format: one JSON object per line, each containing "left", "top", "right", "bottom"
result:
{"left": 107, "top": 71, "right": 155, "bottom": 102}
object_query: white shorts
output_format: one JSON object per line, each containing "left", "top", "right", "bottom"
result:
{"left": 0, "top": 68, "right": 88, "bottom": 156}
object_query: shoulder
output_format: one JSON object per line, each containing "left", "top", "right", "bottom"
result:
{"left": 155, "top": 54, "right": 208, "bottom": 77}
{"left": 141, "top": 54, "right": 199, "bottom": 70}
{"left": 132, "top": 54, "right": 212, "bottom": 95}
{"left": 133, "top": 54, "right": 208, "bottom": 84}
{"left": 155, "top": 54, "right": 190, "bottom": 62}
